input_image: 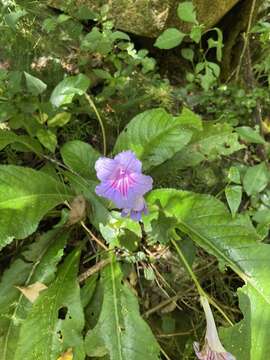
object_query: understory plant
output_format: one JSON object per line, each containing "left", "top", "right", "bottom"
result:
{"left": 0, "top": 1, "right": 270, "bottom": 360}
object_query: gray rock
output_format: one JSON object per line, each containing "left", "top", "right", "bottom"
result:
{"left": 48, "top": 0, "right": 240, "bottom": 38}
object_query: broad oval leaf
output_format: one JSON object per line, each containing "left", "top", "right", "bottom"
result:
{"left": 114, "top": 108, "right": 194, "bottom": 170}
{"left": 154, "top": 28, "right": 186, "bottom": 49}
{"left": 60, "top": 140, "right": 99, "bottom": 180}
{"left": 243, "top": 162, "right": 269, "bottom": 196}
{"left": 50, "top": 74, "right": 90, "bottom": 107}
{"left": 24, "top": 72, "right": 47, "bottom": 95}
{"left": 0, "top": 165, "right": 73, "bottom": 249}
{"left": 148, "top": 189, "right": 270, "bottom": 358}
{"left": 147, "top": 189, "right": 270, "bottom": 302}
{"left": 85, "top": 255, "right": 160, "bottom": 360}
{"left": 177, "top": 1, "right": 197, "bottom": 23}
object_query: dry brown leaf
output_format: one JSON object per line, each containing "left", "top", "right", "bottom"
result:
{"left": 16, "top": 282, "right": 47, "bottom": 303}
{"left": 57, "top": 348, "right": 73, "bottom": 360}
{"left": 67, "top": 195, "right": 86, "bottom": 225}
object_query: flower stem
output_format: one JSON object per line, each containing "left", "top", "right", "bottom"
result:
{"left": 171, "top": 239, "right": 233, "bottom": 326}
{"left": 85, "top": 93, "right": 107, "bottom": 156}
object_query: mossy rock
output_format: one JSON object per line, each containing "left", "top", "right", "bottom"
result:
{"left": 48, "top": 0, "right": 240, "bottom": 37}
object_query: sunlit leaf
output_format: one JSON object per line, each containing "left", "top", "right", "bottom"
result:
{"left": 0, "top": 166, "right": 73, "bottom": 249}
{"left": 24, "top": 72, "right": 47, "bottom": 95}
{"left": 50, "top": 74, "right": 90, "bottom": 107}
{"left": 243, "top": 162, "right": 269, "bottom": 195}
{"left": 114, "top": 107, "right": 195, "bottom": 170}
{"left": 154, "top": 28, "right": 186, "bottom": 49}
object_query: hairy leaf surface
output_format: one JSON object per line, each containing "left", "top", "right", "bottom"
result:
{"left": 114, "top": 108, "right": 195, "bottom": 170}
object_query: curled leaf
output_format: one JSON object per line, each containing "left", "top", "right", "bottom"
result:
{"left": 67, "top": 195, "right": 86, "bottom": 225}
{"left": 16, "top": 282, "right": 47, "bottom": 303}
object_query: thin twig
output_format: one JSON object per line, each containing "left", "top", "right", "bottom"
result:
{"left": 81, "top": 221, "right": 108, "bottom": 250}
{"left": 78, "top": 258, "right": 110, "bottom": 282}
{"left": 235, "top": 0, "right": 257, "bottom": 81}
{"left": 171, "top": 239, "right": 234, "bottom": 326}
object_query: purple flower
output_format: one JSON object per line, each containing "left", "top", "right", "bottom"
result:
{"left": 95, "top": 150, "right": 153, "bottom": 221}
{"left": 194, "top": 296, "right": 236, "bottom": 360}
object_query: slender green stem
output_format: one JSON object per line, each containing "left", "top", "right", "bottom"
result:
{"left": 85, "top": 93, "right": 107, "bottom": 155}
{"left": 171, "top": 239, "right": 234, "bottom": 326}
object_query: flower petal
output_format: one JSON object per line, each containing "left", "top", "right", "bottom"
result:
{"left": 114, "top": 150, "right": 142, "bottom": 173}
{"left": 194, "top": 342, "right": 236, "bottom": 360}
{"left": 95, "top": 157, "right": 118, "bottom": 181}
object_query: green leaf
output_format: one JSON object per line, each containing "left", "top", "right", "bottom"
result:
{"left": 61, "top": 140, "right": 100, "bottom": 180}
{"left": 36, "top": 128, "right": 57, "bottom": 152}
{"left": 50, "top": 74, "right": 90, "bottom": 107}
{"left": 48, "top": 112, "right": 72, "bottom": 127}
{"left": 243, "top": 162, "right": 269, "bottom": 195}
{"left": 0, "top": 130, "right": 42, "bottom": 154}
{"left": 14, "top": 249, "right": 85, "bottom": 360}
{"left": 181, "top": 48, "right": 194, "bottom": 62}
{"left": 114, "top": 108, "right": 194, "bottom": 170}
{"left": 228, "top": 166, "right": 241, "bottom": 184}
{"left": 0, "top": 228, "right": 69, "bottom": 360}
{"left": 85, "top": 255, "right": 160, "bottom": 359}
{"left": 149, "top": 189, "right": 270, "bottom": 359}
{"left": 4, "top": 10, "right": 27, "bottom": 30}
{"left": 221, "top": 284, "right": 270, "bottom": 360}
{"left": 93, "top": 69, "right": 112, "bottom": 80}
{"left": 24, "top": 72, "right": 47, "bottom": 95}
{"left": 177, "top": 2, "right": 197, "bottom": 24}
{"left": 190, "top": 25, "right": 202, "bottom": 43}
{"left": 147, "top": 189, "right": 270, "bottom": 305}
{"left": 0, "top": 165, "right": 73, "bottom": 249}
{"left": 154, "top": 28, "right": 186, "bottom": 49}
{"left": 158, "top": 122, "right": 244, "bottom": 171}
{"left": 225, "top": 185, "right": 242, "bottom": 217}
{"left": 236, "top": 126, "right": 266, "bottom": 144}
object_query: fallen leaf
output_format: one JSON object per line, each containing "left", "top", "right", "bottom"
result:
{"left": 57, "top": 348, "right": 73, "bottom": 360}
{"left": 16, "top": 282, "right": 47, "bottom": 303}
{"left": 67, "top": 195, "right": 86, "bottom": 225}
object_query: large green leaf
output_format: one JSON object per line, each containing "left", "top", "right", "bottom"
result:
{"left": 114, "top": 108, "right": 196, "bottom": 170}
{"left": 85, "top": 255, "right": 160, "bottom": 360}
{"left": 14, "top": 248, "right": 85, "bottom": 360}
{"left": 147, "top": 189, "right": 270, "bottom": 359}
{"left": 154, "top": 28, "right": 186, "bottom": 49}
{"left": 0, "top": 228, "right": 69, "bottom": 360}
{"left": 50, "top": 74, "right": 90, "bottom": 107}
{"left": 61, "top": 140, "right": 100, "bottom": 180}
{"left": 155, "top": 122, "right": 244, "bottom": 173}
{"left": 221, "top": 284, "right": 270, "bottom": 360}
{"left": 0, "top": 166, "right": 73, "bottom": 249}
{"left": 243, "top": 162, "right": 269, "bottom": 196}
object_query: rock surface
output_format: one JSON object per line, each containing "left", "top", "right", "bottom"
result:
{"left": 48, "top": 0, "right": 240, "bottom": 38}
